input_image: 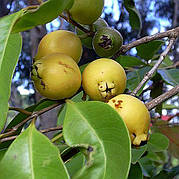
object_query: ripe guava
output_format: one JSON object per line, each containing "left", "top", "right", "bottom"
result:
{"left": 82, "top": 58, "right": 126, "bottom": 101}
{"left": 34, "top": 30, "right": 82, "bottom": 63}
{"left": 92, "top": 27, "right": 123, "bottom": 57}
{"left": 108, "top": 94, "right": 151, "bottom": 146}
{"left": 69, "top": 0, "right": 104, "bottom": 25}
{"left": 31, "top": 53, "right": 81, "bottom": 100}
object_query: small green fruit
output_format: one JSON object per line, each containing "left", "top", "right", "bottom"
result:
{"left": 76, "top": 18, "right": 108, "bottom": 49}
{"left": 93, "top": 18, "right": 108, "bottom": 30}
{"left": 31, "top": 53, "right": 81, "bottom": 100}
{"left": 92, "top": 27, "right": 123, "bottom": 57}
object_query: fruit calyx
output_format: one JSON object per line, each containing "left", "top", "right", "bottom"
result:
{"left": 98, "top": 81, "right": 116, "bottom": 99}
{"left": 98, "top": 35, "right": 112, "bottom": 50}
{"left": 31, "top": 62, "right": 46, "bottom": 89}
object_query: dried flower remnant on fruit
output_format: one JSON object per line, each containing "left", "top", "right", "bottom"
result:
{"left": 98, "top": 35, "right": 112, "bottom": 49}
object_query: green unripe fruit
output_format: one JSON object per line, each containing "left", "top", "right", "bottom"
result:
{"left": 92, "top": 27, "right": 123, "bottom": 57}
{"left": 31, "top": 53, "right": 81, "bottom": 100}
{"left": 76, "top": 18, "right": 108, "bottom": 49}
{"left": 93, "top": 18, "right": 108, "bottom": 30}
{"left": 69, "top": 0, "right": 104, "bottom": 25}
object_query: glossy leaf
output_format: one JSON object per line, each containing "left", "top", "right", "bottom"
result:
{"left": 0, "top": 11, "right": 23, "bottom": 132}
{"left": 154, "top": 125, "right": 179, "bottom": 159}
{"left": 128, "top": 163, "right": 143, "bottom": 179}
{"left": 12, "top": 0, "right": 73, "bottom": 33}
{"left": 0, "top": 32, "right": 22, "bottom": 133}
{"left": 150, "top": 55, "right": 173, "bottom": 68}
{"left": 57, "top": 91, "right": 87, "bottom": 126}
{"left": 131, "top": 145, "right": 147, "bottom": 164}
{"left": 0, "top": 149, "right": 6, "bottom": 161}
{"left": 136, "top": 40, "right": 164, "bottom": 60}
{"left": 151, "top": 166, "right": 179, "bottom": 179}
{"left": 116, "top": 55, "right": 146, "bottom": 68}
{"left": 80, "top": 63, "right": 88, "bottom": 73}
{"left": 65, "top": 152, "right": 85, "bottom": 177}
{"left": 63, "top": 101, "right": 131, "bottom": 179}
{"left": 127, "top": 66, "right": 152, "bottom": 95}
{"left": 139, "top": 156, "right": 155, "bottom": 177}
{"left": 147, "top": 151, "right": 163, "bottom": 164}
{"left": 124, "top": 0, "right": 142, "bottom": 30}
{"left": 0, "top": 123, "right": 70, "bottom": 179}
{"left": 147, "top": 133, "right": 169, "bottom": 152}
{"left": 158, "top": 69, "right": 179, "bottom": 86}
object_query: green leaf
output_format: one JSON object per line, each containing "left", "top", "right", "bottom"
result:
{"left": 131, "top": 145, "right": 147, "bottom": 164}
{"left": 147, "top": 151, "right": 163, "bottom": 163}
{"left": 128, "top": 163, "right": 143, "bottom": 179}
{"left": 124, "top": 0, "right": 142, "bottom": 30}
{"left": 136, "top": 40, "right": 164, "bottom": 60}
{"left": 80, "top": 63, "right": 88, "bottom": 73}
{"left": 115, "top": 55, "right": 146, "bottom": 68}
{"left": 150, "top": 55, "right": 173, "bottom": 68}
{"left": 0, "top": 10, "right": 23, "bottom": 132}
{"left": 147, "top": 133, "right": 169, "bottom": 152}
{"left": 0, "top": 123, "right": 70, "bottom": 179}
{"left": 127, "top": 67, "right": 152, "bottom": 95}
{"left": 57, "top": 91, "right": 87, "bottom": 126}
{"left": 139, "top": 156, "right": 155, "bottom": 177}
{"left": 12, "top": 0, "right": 73, "bottom": 33}
{"left": 0, "top": 33, "right": 22, "bottom": 132}
{"left": 153, "top": 125, "right": 179, "bottom": 159}
{"left": 162, "top": 103, "right": 179, "bottom": 110}
{"left": 63, "top": 101, "right": 131, "bottom": 179}
{"left": 151, "top": 166, "right": 179, "bottom": 179}
{"left": 65, "top": 152, "right": 85, "bottom": 177}
{"left": 0, "top": 149, "right": 6, "bottom": 161}
{"left": 158, "top": 69, "right": 179, "bottom": 86}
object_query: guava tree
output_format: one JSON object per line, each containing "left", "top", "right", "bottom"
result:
{"left": 0, "top": 0, "right": 179, "bottom": 178}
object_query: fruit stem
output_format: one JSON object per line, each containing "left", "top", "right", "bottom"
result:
{"left": 59, "top": 14, "right": 95, "bottom": 37}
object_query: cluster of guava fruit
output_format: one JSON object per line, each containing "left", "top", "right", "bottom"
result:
{"left": 31, "top": 0, "right": 150, "bottom": 146}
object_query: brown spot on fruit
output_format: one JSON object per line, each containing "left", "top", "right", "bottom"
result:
{"left": 58, "top": 61, "right": 74, "bottom": 71}
{"left": 112, "top": 99, "right": 116, "bottom": 103}
{"left": 115, "top": 100, "right": 123, "bottom": 108}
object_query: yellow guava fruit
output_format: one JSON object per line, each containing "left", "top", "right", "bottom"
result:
{"left": 34, "top": 30, "right": 82, "bottom": 63}
{"left": 108, "top": 94, "right": 151, "bottom": 146}
{"left": 82, "top": 58, "right": 126, "bottom": 101}
{"left": 31, "top": 53, "right": 81, "bottom": 100}
{"left": 69, "top": 0, "right": 104, "bottom": 25}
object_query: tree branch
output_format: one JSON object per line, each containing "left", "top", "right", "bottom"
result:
{"left": 0, "top": 100, "right": 65, "bottom": 139}
{"left": 131, "top": 37, "right": 176, "bottom": 96}
{"left": 146, "top": 85, "right": 179, "bottom": 111}
{"left": 59, "top": 14, "right": 94, "bottom": 36}
{"left": 9, "top": 107, "right": 32, "bottom": 116}
{"left": 0, "top": 126, "right": 63, "bottom": 143}
{"left": 113, "top": 26, "right": 179, "bottom": 58}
